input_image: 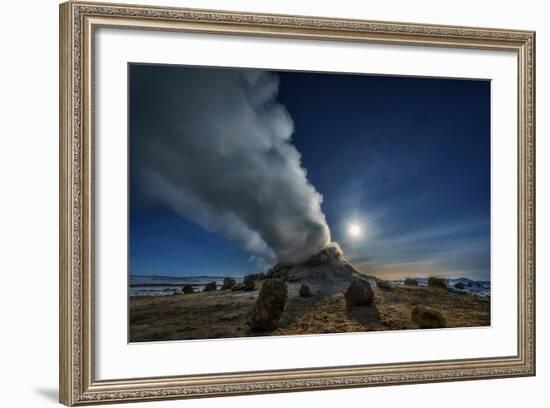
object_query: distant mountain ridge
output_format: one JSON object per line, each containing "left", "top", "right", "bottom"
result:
{"left": 130, "top": 274, "right": 233, "bottom": 280}
{"left": 391, "top": 277, "right": 490, "bottom": 297}
{"left": 129, "top": 275, "right": 244, "bottom": 296}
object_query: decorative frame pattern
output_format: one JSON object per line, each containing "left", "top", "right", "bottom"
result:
{"left": 59, "top": 1, "right": 536, "bottom": 405}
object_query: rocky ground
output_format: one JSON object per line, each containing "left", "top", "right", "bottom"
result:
{"left": 129, "top": 248, "right": 490, "bottom": 342}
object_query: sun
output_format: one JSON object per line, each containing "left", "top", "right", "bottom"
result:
{"left": 348, "top": 223, "right": 362, "bottom": 239}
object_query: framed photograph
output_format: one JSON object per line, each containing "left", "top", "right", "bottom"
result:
{"left": 59, "top": 1, "right": 536, "bottom": 405}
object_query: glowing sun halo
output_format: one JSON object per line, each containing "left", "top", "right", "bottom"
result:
{"left": 348, "top": 223, "right": 362, "bottom": 239}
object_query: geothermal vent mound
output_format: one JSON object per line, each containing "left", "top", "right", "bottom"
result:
{"left": 266, "top": 244, "right": 370, "bottom": 297}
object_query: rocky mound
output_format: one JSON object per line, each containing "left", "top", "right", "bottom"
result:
{"left": 428, "top": 277, "right": 448, "bottom": 290}
{"left": 411, "top": 305, "right": 447, "bottom": 329}
{"left": 265, "top": 243, "right": 369, "bottom": 296}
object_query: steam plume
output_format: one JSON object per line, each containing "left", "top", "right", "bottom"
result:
{"left": 131, "top": 66, "right": 331, "bottom": 264}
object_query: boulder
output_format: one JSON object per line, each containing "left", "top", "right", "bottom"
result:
{"left": 299, "top": 284, "right": 313, "bottom": 298}
{"left": 344, "top": 280, "right": 374, "bottom": 310}
{"left": 428, "top": 277, "right": 447, "bottom": 290}
{"left": 412, "top": 305, "right": 447, "bottom": 329}
{"left": 243, "top": 275, "right": 256, "bottom": 292}
{"left": 203, "top": 281, "right": 217, "bottom": 292}
{"left": 404, "top": 278, "right": 418, "bottom": 286}
{"left": 221, "top": 277, "right": 236, "bottom": 290}
{"left": 182, "top": 284, "right": 194, "bottom": 294}
{"left": 231, "top": 283, "right": 245, "bottom": 291}
{"left": 454, "top": 282, "right": 466, "bottom": 290}
{"left": 250, "top": 279, "right": 288, "bottom": 330}
{"left": 376, "top": 280, "right": 393, "bottom": 291}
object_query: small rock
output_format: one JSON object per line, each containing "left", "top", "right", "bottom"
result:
{"left": 344, "top": 280, "right": 374, "bottom": 310}
{"left": 428, "top": 277, "right": 447, "bottom": 290}
{"left": 454, "top": 282, "right": 466, "bottom": 290}
{"left": 404, "top": 278, "right": 418, "bottom": 286}
{"left": 231, "top": 283, "right": 245, "bottom": 291}
{"left": 203, "top": 281, "right": 217, "bottom": 292}
{"left": 299, "top": 284, "right": 313, "bottom": 297}
{"left": 221, "top": 277, "right": 236, "bottom": 290}
{"left": 182, "top": 284, "right": 194, "bottom": 294}
{"left": 220, "top": 312, "right": 238, "bottom": 321}
{"left": 412, "top": 305, "right": 447, "bottom": 329}
{"left": 251, "top": 279, "right": 288, "bottom": 330}
{"left": 376, "top": 280, "right": 393, "bottom": 291}
{"left": 243, "top": 275, "right": 256, "bottom": 291}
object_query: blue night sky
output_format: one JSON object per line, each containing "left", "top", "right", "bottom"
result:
{"left": 129, "top": 65, "right": 490, "bottom": 281}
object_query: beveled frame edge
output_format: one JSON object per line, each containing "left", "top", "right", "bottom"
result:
{"left": 59, "top": 1, "right": 536, "bottom": 405}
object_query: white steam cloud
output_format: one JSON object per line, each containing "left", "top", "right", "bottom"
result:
{"left": 131, "top": 67, "right": 331, "bottom": 264}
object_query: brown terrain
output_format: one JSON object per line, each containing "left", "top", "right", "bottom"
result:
{"left": 129, "top": 245, "right": 490, "bottom": 342}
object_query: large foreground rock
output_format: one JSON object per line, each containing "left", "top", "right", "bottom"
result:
{"left": 182, "top": 284, "right": 194, "bottom": 294}
{"left": 299, "top": 284, "right": 313, "bottom": 298}
{"left": 221, "top": 277, "right": 236, "bottom": 290}
{"left": 344, "top": 280, "right": 374, "bottom": 310}
{"left": 428, "top": 277, "right": 447, "bottom": 290}
{"left": 203, "top": 281, "right": 217, "bottom": 292}
{"left": 251, "top": 279, "right": 288, "bottom": 331}
{"left": 412, "top": 305, "right": 446, "bottom": 328}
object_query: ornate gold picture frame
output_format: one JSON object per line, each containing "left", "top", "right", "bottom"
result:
{"left": 59, "top": 1, "right": 535, "bottom": 405}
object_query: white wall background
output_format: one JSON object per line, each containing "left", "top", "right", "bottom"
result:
{"left": 0, "top": 0, "right": 546, "bottom": 407}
